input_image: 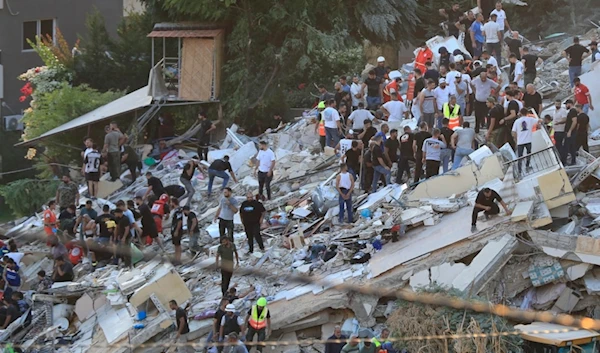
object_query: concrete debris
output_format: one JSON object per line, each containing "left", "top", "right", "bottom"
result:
{"left": 5, "top": 26, "right": 600, "bottom": 353}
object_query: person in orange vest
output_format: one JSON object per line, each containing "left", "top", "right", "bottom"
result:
{"left": 414, "top": 42, "right": 433, "bottom": 73}
{"left": 314, "top": 101, "right": 327, "bottom": 151}
{"left": 43, "top": 200, "right": 58, "bottom": 240}
{"left": 150, "top": 194, "right": 170, "bottom": 244}
{"left": 383, "top": 77, "right": 404, "bottom": 104}
{"left": 245, "top": 297, "right": 271, "bottom": 353}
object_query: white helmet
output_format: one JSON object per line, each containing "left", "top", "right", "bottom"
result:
{"left": 377, "top": 56, "right": 385, "bottom": 63}
{"left": 454, "top": 54, "right": 464, "bottom": 62}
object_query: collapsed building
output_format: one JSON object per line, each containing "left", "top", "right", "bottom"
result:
{"left": 3, "top": 22, "right": 600, "bottom": 353}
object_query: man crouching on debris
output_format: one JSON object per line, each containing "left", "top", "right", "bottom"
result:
{"left": 471, "top": 187, "right": 511, "bottom": 232}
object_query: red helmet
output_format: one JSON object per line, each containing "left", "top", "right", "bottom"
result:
{"left": 159, "top": 194, "right": 169, "bottom": 203}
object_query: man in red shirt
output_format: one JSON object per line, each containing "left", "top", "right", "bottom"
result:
{"left": 573, "top": 78, "right": 594, "bottom": 114}
{"left": 43, "top": 200, "right": 58, "bottom": 237}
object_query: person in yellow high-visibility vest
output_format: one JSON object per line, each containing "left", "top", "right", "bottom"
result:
{"left": 442, "top": 95, "right": 462, "bottom": 130}
{"left": 371, "top": 328, "right": 391, "bottom": 350}
{"left": 245, "top": 297, "right": 271, "bottom": 353}
{"left": 314, "top": 101, "right": 327, "bottom": 151}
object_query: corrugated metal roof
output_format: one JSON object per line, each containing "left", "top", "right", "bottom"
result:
{"left": 147, "top": 29, "right": 222, "bottom": 38}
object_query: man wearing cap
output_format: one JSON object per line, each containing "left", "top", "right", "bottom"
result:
{"left": 246, "top": 297, "right": 271, "bottom": 353}
{"left": 220, "top": 304, "right": 245, "bottom": 345}
{"left": 438, "top": 47, "right": 454, "bottom": 71}
{"left": 483, "top": 13, "right": 502, "bottom": 63}
{"left": 208, "top": 156, "right": 238, "bottom": 198}
{"left": 374, "top": 56, "right": 387, "bottom": 81}
{"left": 434, "top": 78, "right": 451, "bottom": 129}
{"left": 591, "top": 41, "right": 600, "bottom": 63}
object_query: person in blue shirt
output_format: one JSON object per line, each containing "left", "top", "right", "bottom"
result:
{"left": 469, "top": 13, "right": 485, "bottom": 59}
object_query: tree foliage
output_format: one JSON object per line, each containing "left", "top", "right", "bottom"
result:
{"left": 0, "top": 179, "right": 59, "bottom": 217}
{"left": 143, "top": 0, "right": 419, "bottom": 120}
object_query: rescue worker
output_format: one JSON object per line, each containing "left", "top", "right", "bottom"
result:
{"left": 443, "top": 95, "right": 462, "bottom": 130}
{"left": 220, "top": 304, "right": 245, "bottom": 352}
{"left": 149, "top": 194, "right": 170, "bottom": 245}
{"left": 314, "top": 101, "right": 327, "bottom": 152}
{"left": 382, "top": 77, "right": 403, "bottom": 104}
{"left": 245, "top": 297, "right": 271, "bottom": 353}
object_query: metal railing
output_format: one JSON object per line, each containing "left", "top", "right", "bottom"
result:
{"left": 504, "top": 146, "right": 561, "bottom": 182}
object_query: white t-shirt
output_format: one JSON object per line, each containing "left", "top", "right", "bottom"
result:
{"left": 483, "top": 21, "right": 500, "bottom": 43}
{"left": 512, "top": 116, "right": 538, "bottom": 145}
{"left": 445, "top": 70, "right": 460, "bottom": 93}
{"left": 594, "top": 52, "right": 600, "bottom": 62}
{"left": 486, "top": 56, "right": 502, "bottom": 76}
{"left": 338, "top": 139, "right": 353, "bottom": 156}
{"left": 382, "top": 100, "right": 408, "bottom": 122}
{"left": 552, "top": 107, "right": 568, "bottom": 133}
{"left": 350, "top": 83, "right": 365, "bottom": 107}
{"left": 490, "top": 9, "right": 507, "bottom": 31}
{"left": 257, "top": 149, "right": 276, "bottom": 173}
{"left": 348, "top": 109, "right": 374, "bottom": 130}
{"left": 434, "top": 86, "right": 451, "bottom": 110}
{"left": 322, "top": 107, "right": 340, "bottom": 129}
{"left": 513, "top": 61, "right": 525, "bottom": 88}
{"left": 462, "top": 74, "right": 473, "bottom": 94}
{"left": 83, "top": 147, "right": 93, "bottom": 160}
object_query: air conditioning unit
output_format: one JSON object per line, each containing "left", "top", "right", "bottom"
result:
{"left": 4, "top": 115, "right": 24, "bottom": 131}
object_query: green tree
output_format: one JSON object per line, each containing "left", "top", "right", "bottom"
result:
{"left": 0, "top": 179, "right": 59, "bottom": 217}
{"left": 143, "top": 0, "right": 419, "bottom": 120}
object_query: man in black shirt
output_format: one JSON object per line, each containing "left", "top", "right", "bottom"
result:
{"left": 52, "top": 256, "right": 74, "bottom": 282}
{"left": 486, "top": 97, "right": 505, "bottom": 147}
{"left": 384, "top": 129, "right": 400, "bottom": 166}
{"left": 143, "top": 172, "right": 166, "bottom": 201}
{"left": 120, "top": 144, "right": 139, "bottom": 183}
{"left": 565, "top": 100, "right": 579, "bottom": 165}
{"left": 413, "top": 122, "right": 432, "bottom": 183}
{"left": 96, "top": 205, "right": 115, "bottom": 242}
{"left": 521, "top": 47, "right": 541, "bottom": 86}
{"left": 505, "top": 31, "right": 522, "bottom": 60}
{"left": 424, "top": 62, "right": 440, "bottom": 85}
{"left": 563, "top": 37, "right": 590, "bottom": 87}
{"left": 523, "top": 84, "right": 543, "bottom": 116}
{"left": 439, "top": 3, "right": 463, "bottom": 38}
{"left": 343, "top": 141, "right": 361, "bottom": 181}
{"left": 59, "top": 204, "right": 77, "bottom": 236}
{"left": 461, "top": 11, "right": 476, "bottom": 56}
{"left": 240, "top": 192, "right": 266, "bottom": 253}
{"left": 503, "top": 91, "right": 521, "bottom": 148}
{"left": 180, "top": 159, "right": 202, "bottom": 203}
{"left": 0, "top": 301, "right": 20, "bottom": 330}
{"left": 575, "top": 104, "right": 590, "bottom": 153}
{"left": 169, "top": 300, "right": 192, "bottom": 351}
{"left": 477, "top": 0, "right": 494, "bottom": 19}
{"left": 371, "top": 135, "right": 391, "bottom": 192}
{"left": 114, "top": 208, "right": 132, "bottom": 267}
{"left": 171, "top": 198, "right": 184, "bottom": 264}
{"left": 358, "top": 119, "right": 377, "bottom": 147}
{"left": 471, "top": 187, "right": 511, "bottom": 232}
{"left": 208, "top": 156, "right": 238, "bottom": 197}
{"left": 397, "top": 126, "right": 414, "bottom": 183}
{"left": 362, "top": 70, "right": 382, "bottom": 110}
{"left": 183, "top": 205, "right": 200, "bottom": 254}
{"left": 270, "top": 113, "right": 288, "bottom": 132}
{"left": 134, "top": 197, "right": 165, "bottom": 250}
{"left": 197, "top": 111, "right": 216, "bottom": 161}
{"left": 440, "top": 118, "right": 455, "bottom": 173}
{"left": 413, "top": 69, "right": 425, "bottom": 98}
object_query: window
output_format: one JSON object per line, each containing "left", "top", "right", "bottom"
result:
{"left": 22, "top": 19, "right": 55, "bottom": 51}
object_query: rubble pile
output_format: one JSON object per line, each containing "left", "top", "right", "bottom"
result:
{"left": 3, "top": 30, "right": 600, "bottom": 353}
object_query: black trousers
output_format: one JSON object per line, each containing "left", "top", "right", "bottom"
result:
{"left": 219, "top": 218, "right": 234, "bottom": 240}
{"left": 221, "top": 269, "right": 232, "bottom": 295}
{"left": 576, "top": 133, "right": 589, "bottom": 153}
{"left": 197, "top": 143, "right": 209, "bottom": 161}
{"left": 414, "top": 152, "right": 424, "bottom": 183}
{"left": 397, "top": 156, "right": 413, "bottom": 183}
{"left": 107, "top": 152, "right": 121, "bottom": 180}
{"left": 425, "top": 160, "right": 440, "bottom": 178}
{"left": 244, "top": 223, "right": 264, "bottom": 252}
{"left": 126, "top": 162, "right": 139, "bottom": 181}
{"left": 474, "top": 101, "right": 488, "bottom": 133}
{"left": 471, "top": 203, "right": 500, "bottom": 226}
{"left": 246, "top": 326, "right": 267, "bottom": 353}
{"left": 258, "top": 171, "right": 273, "bottom": 200}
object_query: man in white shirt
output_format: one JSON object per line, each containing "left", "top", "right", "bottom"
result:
{"left": 322, "top": 99, "right": 343, "bottom": 148}
{"left": 347, "top": 102, "right": 374, "bottom": 134}
{"left": 254, "top": 141, "right": 276, "bottom": 200}
{"left": 483, "top": 13, "right": 502, "bottom": 63}
{"left": 381, "top": 92, "right": 408, "bottom": 122}
{"left": 551, "top": 99, "right": 569, "bottom": 163}
{"left": 350, "top": 76, "right": 366, "bottom": 110}
{"left": 511, "top": 108, "right": 540, "bottom": 174}
{"left": 445, "top": 63, "right": 461, "bottom": 94}
{"left": 509, "top": 54, "right": 525, "bottom": 88}
{"left": 483, "top": 51, "right": 502, "bottom": 77}
{"left": 434, "top": 78, "right": 451, "bottom": 128}
{"left": 490, "top": 1, "right": 511, "bottom": 32}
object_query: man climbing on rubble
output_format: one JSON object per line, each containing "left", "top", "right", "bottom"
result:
{"left": 143, "top": 172, "right": 166, "bottom": 201}
{"left": 113, "top": 207, "right": 132, "bottom": 267}
{"left": 565, "top": 99, "right": 579, "bottom": 165}
{"left": 52, "top": 256, "right": 74, "bottom": 282}
{"left": 245, "top": 297, "right": 271, "bottom": 353}
{"left": 552, "top": 99, "right": 569, "bottom": 163}
{"left": 179, "top": 159, "right": 202, "bottom": 203}
{"left": 170, "top": 300, "right": 193, "bottom": 353}
{"left": 240, "top": 192, "right": 266, "bottom": 254}
{"left": 215, "top": 187, "right": 239, "bottom": 241}
{"left": 315, "top": 101, "right": 327, "bottom": 152}
{"left": 43, "top": 200, "right": 58, "bottom": 238}
{"left": 182, "top": 205, "right": 200, "bottom": 255}
{"left": 343, "top": 140, "right": 362, "bottom": 181}
{"left": 371, "top": 135, "right": 391, "bottom": 192}
{"left": 255, "top": 141, "right": 276, "bottom": 201}
{"left": 336, "top": 163, "right": 355, "bottom": 224}
{"left": 83, "top": 143, "right": 102, "bottom": 199}
{"left": 422, "top": 128, "right": 446, "bottom": 178}
{"left": 471, "top": 188, "right": 511, "bottom": 232}
{"left": 563, "top": 37, "right": 590, "bottom": 88}
{"left": 575, "top": 104, "right": 591, "bottom": 153}
{"left": 486, "top": 97, "right": 505, "bottom": 147}
{"left": 220, "top": 304, "right": 245, "bottom": 349}
{"left": 325, "top": 325, "right": 347, "bottom": 353}
{"left": 451, "top": 122, "right": 476, "bottom": 170}
{"left": 216, "top": 236, "right": 239, "bottom": 296}
{"left": 523, "top": 84, "right": 543, "bottom": 117}
{"left": 171, "top": 198, "right": 184, "bottom": 264}
{"left": 440, "top": 118, "right": 455, "bottom": 173}
{"left": 197, "top": 111, "right": 217, "bottom": 161}
{"left": 439, "top": 3, "right": 462, "bottom": 38}
{"left": 512, "top": 108, "right": 540, "bottom": 175}
{"left": 573, "top": 78, "right": 594, "bottom": 114}
{"left": 208, "top": 156, "right": 238, "bottom": 198}
{"left": 322, "top": 99, "right": 343, "bottom": 148}
{"left": 591, "top": 41, "right": 600, "bottom": 62}
{"left": 413, "top": 122, "right": 432, "bottom": 183}
{"left": 56, "top": 174, "right": 79, "bottom": 213}
{"left": 521, "top": 47, "right": 542, "bottom": 86}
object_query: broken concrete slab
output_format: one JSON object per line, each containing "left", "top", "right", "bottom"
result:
{"left": 566, "top": 263, "right": 591, "bottom": 281}
{"left": 430, "top": 262, "right": 467, "bottom": 288}
{"left": 511, "top": 201, "right": 534, "bottom": 222}
{"left": 97, "top": 179, "right": 124, "bottom": 199}
{"left": 551, "top": 287, "right": 582, "bottom": 313}
{"left": 409, "top": 269, "right": 430, "bottom": 290}
{"left": 129, "top": 264, "right": 192, "bottom": 309}
{"left": 452, "top": 234, "right": 518, "bottom": 293}
{"left": 75, "top": 293, "right": 95, "bottom": 321}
